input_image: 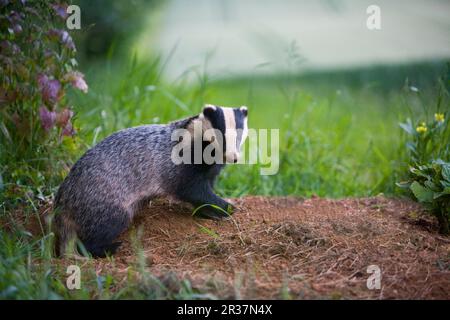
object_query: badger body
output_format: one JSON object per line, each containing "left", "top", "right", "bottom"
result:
{"left": 54, "top": 105, "right": 248, "bottom": 257}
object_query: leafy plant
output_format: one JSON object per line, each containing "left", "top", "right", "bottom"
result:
{"left": 0, "top": 0, "right": 87, "bottom": 204}
{"left": 398, "top": 160, "right": 450, "bottom": 234}
{"left": 398, "top": 80, "right": 450, "bottom": 234}
{"left": 399, "top": 112, "right": 449, "bottom": 164}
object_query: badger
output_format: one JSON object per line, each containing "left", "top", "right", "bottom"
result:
{"left": 54, "top": 104, "right": 248, "bottom": 257}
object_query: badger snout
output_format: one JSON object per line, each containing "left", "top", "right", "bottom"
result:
{"left": 225, "top": 152, "right": 239, "bottom": 163}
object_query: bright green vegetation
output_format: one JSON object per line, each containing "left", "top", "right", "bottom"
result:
{"left": 397, "top": 108, "right": 450, "bottom": 234}
{"left": 70, "top": 59, "right": 449, "bottom": 198}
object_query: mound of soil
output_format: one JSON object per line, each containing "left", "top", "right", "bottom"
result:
{"left": 82, "top": 196, "right": 449, "bottom": 299}
{"left": 21, "top": 196, "right": 450, "bottom": 299}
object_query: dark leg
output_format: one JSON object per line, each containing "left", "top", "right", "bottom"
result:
{"left": 176, "top": 182, "right": 234, "bottom": 220}
{"left": 77, "top": 205, "right": 131, "bottom": 257}
{"left": 81, "top": 241, "right": 123, "bottom": 258}
{"left": 54, "top": 210, "right": 78, "bottom": 257}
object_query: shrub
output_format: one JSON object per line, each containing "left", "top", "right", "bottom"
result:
{"left": 398, "top": 81, "right": 450, "bottom": 234}
{"left": 0, "top": 0, "right": 87, "bottom": 205}
{"left": 404, "top": 160, "right": 450, "bottom": 234}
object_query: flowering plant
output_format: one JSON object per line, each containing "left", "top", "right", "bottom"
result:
{"left": 0, "top": 0, "right": 87, "bottom": 200}
{"left": 1, "top": 1, "right": 87, "bottom": 139}
{"left": 398, "top": 105, "right": 449, "bottom": 234}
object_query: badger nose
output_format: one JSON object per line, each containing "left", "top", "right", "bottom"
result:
{"left": 225, "top": 152, "right": 239, "bottom": 163}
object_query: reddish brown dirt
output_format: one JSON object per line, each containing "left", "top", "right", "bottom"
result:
{"left": 20, "top": 196, "right": 450, "bottom": 299}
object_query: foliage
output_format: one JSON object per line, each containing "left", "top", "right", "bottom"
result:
{"left": 72, "top": 0, "right": 158, "bottom": 60}
{"left": 398, "top": 80, "right": 450, "bottom": 234}
{"left": 407, "top": 161, "right": 450, "bottom": 234}
{"left": 399, "top": 112, "right": 449, "bottom": 164}
{"left": 0, "top": 0, "right": 87, "bottom": 205}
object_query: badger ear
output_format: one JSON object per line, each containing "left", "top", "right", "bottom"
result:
{"left": 240, "top": 106, "right": 248, "bottom": 117}
{"left": 201, "top": 104, "right": 217, "bottom": 119}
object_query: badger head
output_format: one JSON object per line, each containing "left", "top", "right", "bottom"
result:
{"left": 199, "top": 104, "right": 248, "bottom": 164}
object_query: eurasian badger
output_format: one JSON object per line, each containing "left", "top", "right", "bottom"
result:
{"left": 54, "top": 104, "right": 248, "bottom": 257}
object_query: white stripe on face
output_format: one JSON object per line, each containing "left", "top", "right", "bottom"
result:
{"left": 240, "top": 116, "right": 248, "bottom": 148}
{"left": 222, "top": 107, "right": 236, "bottom": 132}
{"left": 222, "top": 107, "right": 238, "bottom": 163}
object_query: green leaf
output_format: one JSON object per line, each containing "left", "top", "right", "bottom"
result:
{"left": 410, "top": 181, "right": 434, "bottom": 203}
{"left": 434, "top": 159, "right": 448, "bottom": 166}
{"left": 195, "top": 223, "right": 220, "bottom": 239}
{"left": 399, "top": 120, "right": 414, "bottom": 135}
{"left": 424, "top": 180, "right": 439, "bottom": 192}
{"left": 418, "top": 164, "right": 432, "bottom": 171}
{"left": 440, "top": 180, "right": 450, "bottom": 188}
{"left": 396, "top": 181, "right": 411, "bottom": 189}
{"left": 441, "top": 164, "right": 450, "bottom": 181}
{"left": 409, "top": 167, "right": 431, "bottom": 180}
{"left": 192, "top": 204, "right": 231, "bottom": 217}
{"left": 433, "top": 187, "right": 450, "bottom": 199}
{"left": 405, "top": 142, "right": 416, "bottom": 153}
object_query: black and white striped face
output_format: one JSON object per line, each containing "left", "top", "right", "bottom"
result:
{"left": 200, "top": 104, "right": 248, "bottom": 163}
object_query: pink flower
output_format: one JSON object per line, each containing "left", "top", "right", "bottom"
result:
{"left": 12, "top": 24, "right": 22, "bottom": 34}
{"left": 37, "top": 74, "right": 61, "bottom": 104}
{"left": 56, "top": 108, "right": 74, "bottom": 128}
{"left": 60, "top": 30, "right": 75, "bottom": 50}
{"left": 63, "top": 71, "right": 88, "bottom": 93}
{"left": 73, "top": 75, "right": 88, "bottom": 93}
{"left": 52, "top": 3, "right": 68, "bottom": 20}
{"left": 39, "top": 106, "right": 56, "bottom": 131}
{"left": 62, "top": 121, "right": 76, "bottom": 137}
{"left": 47, "top": 28, "right": 75, "bottom": 51}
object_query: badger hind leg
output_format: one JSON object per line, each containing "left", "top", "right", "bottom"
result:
{"left": 83, "top": 241, "right": 123, "bottom": 258}
{"left": 79, "top": 205, "right": 131, "bottom": 258}
{"left": 53, "top": 210, "right": 79, "bottom": 258}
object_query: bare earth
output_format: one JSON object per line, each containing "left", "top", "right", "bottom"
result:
{"left": 28, "top": 196, "right": 450, "bottom": 299}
